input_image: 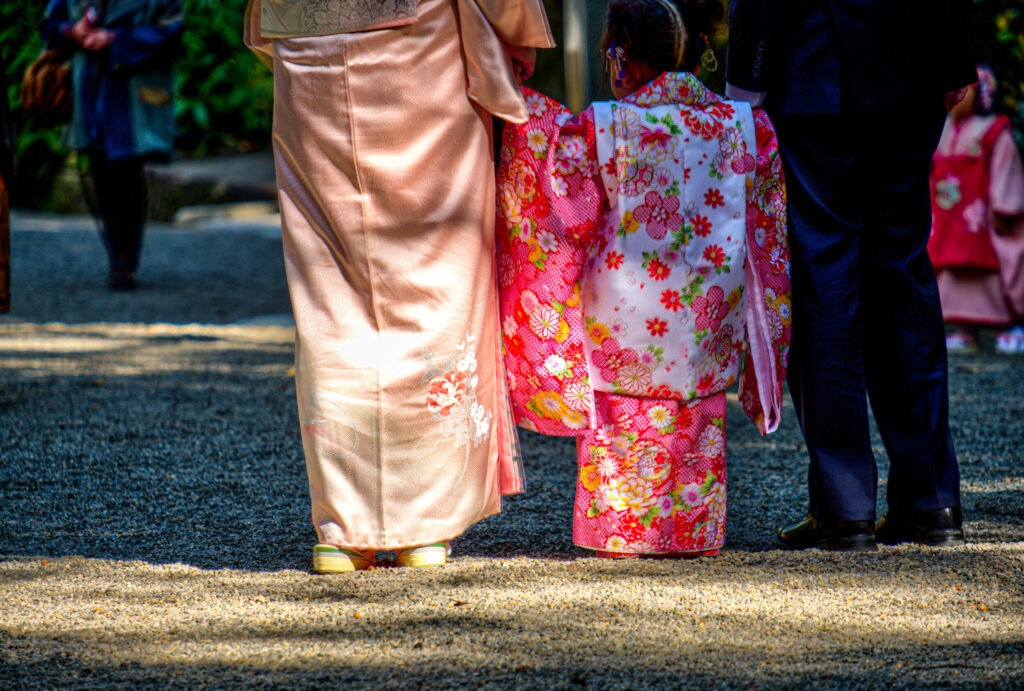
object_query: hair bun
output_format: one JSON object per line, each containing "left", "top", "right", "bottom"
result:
{"left": 674, "top": 0, "right": 725, "bottom": 39}
{"left": 602, "top": 0, "right": 725, "bottom": 76}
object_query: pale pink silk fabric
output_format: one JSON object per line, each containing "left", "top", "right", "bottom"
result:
{"left": 246, "top": 0, "right": 553, "bottom": 549}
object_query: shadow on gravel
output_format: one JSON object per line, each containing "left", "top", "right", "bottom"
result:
{"left": 2, "top": 357, "right": 1023, "bottom": 570}
{"left": 5, "top": 222, "right": 291, "bottom": 325}
{"left": 2, "top": 613, "right": 1023, "bottom": 690}
{"left": 0, "top": 321, "right": 1022, "bottom": 571}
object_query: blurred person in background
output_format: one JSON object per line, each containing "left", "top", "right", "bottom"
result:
{"left": 42, "top": 0, "right": 183, "bottom": 290}
{"left": 929, "top": 64, "right": 1024, "bottom": 355}
{"left": 245, "top": 0, "right": 553, "bottom": 572}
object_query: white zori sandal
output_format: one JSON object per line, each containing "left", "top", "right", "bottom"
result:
{"left": 396, "top": 542, "right": 451, "bottom": 568}
{"left": 995, "top": 325, "right": 1024, "bottom": 354}
{"left": 313, "top": 544, "right": 375, "bottom": 573}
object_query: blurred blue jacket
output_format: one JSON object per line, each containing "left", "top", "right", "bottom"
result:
{"left": 42, "top": 0, "right": 184, "bottom": 160}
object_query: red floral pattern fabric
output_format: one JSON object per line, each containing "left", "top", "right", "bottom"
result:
{"left": 497, "top": 73, "right": 790, "bottom": 553}
{"left": 574, "top": 392, "right": 728, "bottom": 554}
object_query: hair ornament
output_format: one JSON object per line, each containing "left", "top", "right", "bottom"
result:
{"left": 975, "top": 63, "right": 997, "bottom": 114}
{"left": 649, "top": 0, "right": 687, "bottom": 70}
{"left": 605, "top": 40, "right": 630, "bottom": 88}
{"left": 700, "top": 33, "right": 718, "bottom": 72}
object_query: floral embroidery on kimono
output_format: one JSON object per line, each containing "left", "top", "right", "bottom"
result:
{"left": 424, "top": 332, "right": 493, "bottom": 452}
{"left": 497, "top": 93, "right": 602, "bottom": 436}
{"left": 573, "top": 394, "right": 729, "bottom": 554}
{"left": 584, "top": 93, "right": 754, "bottom": 403}
{"left": 497, "top": 72, "right": 790, "bottom": 554}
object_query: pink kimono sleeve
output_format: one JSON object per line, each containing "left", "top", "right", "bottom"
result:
{"left": 988, "top": 122, "right": 1024, "bottom": 318}
{"left": 738, "top": 108, "right": 791, "bottom": 435}
{"left": 496, "top": 88, "right": 604, "bottom": 435}
{"left": 988, "top": 119, "right": 1024, "bottom": 218}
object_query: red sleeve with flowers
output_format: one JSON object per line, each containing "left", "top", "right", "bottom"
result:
{"left": 738, "top": 108, "right": 791, "bottom": 434}
{"left": 496, "top": 88, "right": 606, "bottom": 435}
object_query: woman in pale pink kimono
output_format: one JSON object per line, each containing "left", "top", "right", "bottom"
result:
{"left": 497, "top": 0, "right": 791, "bottom": 557}
{"left": 928, "top": 65, "right": 1024, "bottom": 354}
{"left": 244, "top": 0, "right": 554, "bottom": 571}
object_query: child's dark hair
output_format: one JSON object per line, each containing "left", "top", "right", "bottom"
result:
{"left": 601, "top": 0, "right": 724, "bottom": 74}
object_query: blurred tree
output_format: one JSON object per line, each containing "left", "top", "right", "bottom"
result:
{"left": 1, "top": 0, "right": 66, "bottom": 207}
{"left": 0, "top": 0, "right": 742, "bottom": 208}
{"left": 972, "top": 0, "right": 1024, "bottom": 154}
{"left": 0, "top": 0, "right": 273, "bottom": 207}
{"left": 175, "top": 0, "right": 272, "bottom": 156}
{"left": 532, "top": 0, "right": 566, "bottom": 105}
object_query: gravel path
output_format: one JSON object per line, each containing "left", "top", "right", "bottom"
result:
{"left": 1, "top": 214, "right": 1022, "bottom": 689}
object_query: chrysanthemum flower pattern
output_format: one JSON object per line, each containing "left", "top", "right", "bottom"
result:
{"left": 494, "top": 73, "right": 791, "bottom": 552}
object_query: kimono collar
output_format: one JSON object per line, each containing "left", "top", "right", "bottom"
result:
{"left": 620, "top": 72, "right": 721, "bottom": 109}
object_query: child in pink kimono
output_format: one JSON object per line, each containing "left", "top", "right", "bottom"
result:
{"left": 496, "top": 0, "right": 790, "bottom": 557}
{"left": 928, "top": 65, "right": 1024, "bottom": 354}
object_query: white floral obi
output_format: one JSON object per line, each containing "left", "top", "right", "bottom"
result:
{"left": 586, "top": 96, "right": 757, "bottom": 399}
{"left": 259, "top": 0, "right": 418, "bottom": 37}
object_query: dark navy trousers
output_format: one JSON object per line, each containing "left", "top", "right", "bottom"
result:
{"left": 90, "top": 151, "right": 147, "bottom": 274}
{"left": 774, "top": 102, "right": 961, "bottom": 522}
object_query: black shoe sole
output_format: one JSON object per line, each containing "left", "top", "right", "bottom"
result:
{"left": 878, "top": 528, "right": 965, "bottom": 547}
{"left": 777, "top": 535, "right": 877, "bottom": 552}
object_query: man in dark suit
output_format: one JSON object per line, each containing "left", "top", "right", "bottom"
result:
{"left": 727, "top": 0, "right": 975, "bottom": 550}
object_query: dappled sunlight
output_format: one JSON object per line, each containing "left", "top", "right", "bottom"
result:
{"left": 1, "top": 283, "right": 1022, "bottom": 687}
{"left": 0, "top": 322, "right": 293, "bottom": 377}
{"left": 2, "top": 550, "right": 1022, "bottom": 687}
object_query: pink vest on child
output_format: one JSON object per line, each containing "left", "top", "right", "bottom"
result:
{"left": 928, "top": 116, "right": 1011, "bottom": 271}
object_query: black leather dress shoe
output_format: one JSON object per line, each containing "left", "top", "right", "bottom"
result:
{"left": 777, "top": 515, "right": 876, "bottom": 551}
{"left": 875, "top": 507, "right": 964, "bottom": 546}
{"left": 107, "top": 269, "right": 136, "bottom": 291}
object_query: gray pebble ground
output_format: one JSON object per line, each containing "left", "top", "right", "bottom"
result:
{"left": 1, "top": 210, "right": 1023, "bottom": 689}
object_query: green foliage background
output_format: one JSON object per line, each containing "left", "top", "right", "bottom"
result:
{"left": 2, "top": 1, "right": 68, "bottom": 205}
{"left": 1, "top": 0, "right": 273, "bottom": 205}
{"left": 1, "top": 0, "right": 1021, "bottom": 207}
{"left": 972, "top": 0, "right": 1024, "bottom": 153}
{"left": 174, "top": 0, "right": 272, "bottom": 156}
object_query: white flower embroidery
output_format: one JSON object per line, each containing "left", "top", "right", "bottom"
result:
{"left": 536, "top": 229, "right": 559, "bottom": 253}
{"left": 424, "top": 333, "right": 492, "bottom": 453}
{"left": 470, "top": 401, "right": 491, "bottom": 445}
{"left": 525, "top": 93, "right": 549, "bottom": 117}
{"left": 698, "top": 424, "right": 724, "bottom": 459}
{"left": 530, "top": 305, "right": 561, "bottom": 340}
{"left": 503, "top": 313, "right": 519, "bottom": 338}
{"left": 544, "top": 354, "right": 570, "bottom": 378}
{"left": 646, "top": 405, "right": 673, "bottom": 430}
{"left": 526, "top": 128, "right": 549, "bottom": 156}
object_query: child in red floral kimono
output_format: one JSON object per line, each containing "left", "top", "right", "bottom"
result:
{"left": 928, "top": 65, "right": 1024, "bottom": 354}
{"left": 496, "top": 0, "right": 790, "bottom": 557}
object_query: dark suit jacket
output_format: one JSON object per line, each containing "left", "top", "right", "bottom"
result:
{"left": 727, "top": 0, "right": 976, "bottom": 115}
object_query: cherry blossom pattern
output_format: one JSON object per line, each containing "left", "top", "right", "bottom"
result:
{"left": 633, "top": 191, "right": 684, "bottom": 240}
{"left": 425, "top": 333, "right": 492, "bottom": 451}
{"left": 691, "top": 285, "right": 729, "bottom": 333}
